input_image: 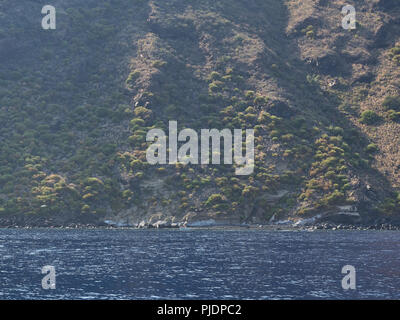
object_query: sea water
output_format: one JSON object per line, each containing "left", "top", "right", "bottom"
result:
{"left": 0, "top": 229, "right": 399, "bottom": 299}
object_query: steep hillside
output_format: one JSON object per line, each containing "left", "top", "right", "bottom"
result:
{"left": 0, "top": 0, "right": 399, "bottom": 227}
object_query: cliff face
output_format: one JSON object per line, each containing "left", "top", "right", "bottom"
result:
{"left": 0, "top": 0, "right": 400, "bottom": 227}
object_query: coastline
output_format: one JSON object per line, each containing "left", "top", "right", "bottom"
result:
{"left": 0, "top": 222, "right": 399, "bottom": 231}
{"left": 1, "top": 213, "right": 400, "bottom": 231}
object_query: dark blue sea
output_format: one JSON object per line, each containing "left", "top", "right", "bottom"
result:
{"left": 0, "top": 229, "right": 399, "bottom": 300}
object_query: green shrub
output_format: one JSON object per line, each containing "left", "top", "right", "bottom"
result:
{"left": 365, "top": 143, "right": 378, "bottom": 154}
{"left": 254, "top": 95, "right": 268, "bottom": 105}
{"left": 388, "top": 110, "right": 400, "bottom": 122}
{"left": 126, "top": 70, "right": 140, "bottom": 86}
{"left": 379, "top": 198, "right": 399, "bottom": 215}
{"left": 205, "top": 194, "right": 225, "bottom": 206}
{"left": 134, "top": 106, "right": 152, "bottom": 120}
{"left": 382, "top": 96, "right": 400, "bottom": 111}
{"left": 360, "top": 110, "right": 380, "bottom": 125}
{"left": 306, "top": 30, "right": 314, "bottom": 39}
{"left": 208, "top": 71, "right": 221, "bottom": 81}
{"left": 152, "top": 60, "right": 167, "bottom": 68}
{"left": 130, "top": 118, "right": 145, "bottom": 128}
{"left": 323, "top": 190, "right": 345, "bottom": 205}
{"left": 245, "top": 90, "right": 255, "bottom": 99}
{"left": 281, "top": 133, "right": 294, "bottom": 142}
{"left": 302, "top": 25, "right": 315, "bottom": 39}
{"left": 389, "top": 46, "right": 400, "bottom": 65}
{"left": 209, "top": 81, "right": 223, "bottom": 92}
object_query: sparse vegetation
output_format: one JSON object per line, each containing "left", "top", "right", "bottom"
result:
{"left": 0, "top": 0, "right": 399, "bottom": 226}
{"left": 389, "top": 45, "right": 400, "bottom": 65}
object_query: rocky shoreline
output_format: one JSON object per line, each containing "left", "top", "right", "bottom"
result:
{"left": 1, "top": 219, "right": 400, "bottom": 231}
